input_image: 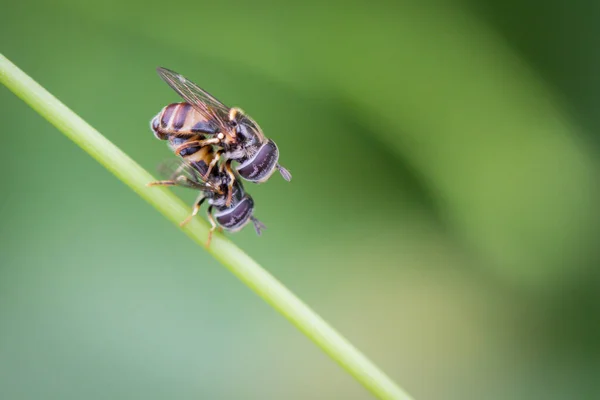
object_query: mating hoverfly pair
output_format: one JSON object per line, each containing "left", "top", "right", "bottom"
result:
{"left": 147, "top": 67, "right": 291, "bottom": 246}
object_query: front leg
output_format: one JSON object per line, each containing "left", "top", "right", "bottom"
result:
{"left": 223, "top": 160, "right": 236, "bottom": 207}
{"left": 202, "top": 150, "right": 222, "bottom": 180}
{"left": 174, "top": 137, "right": 222, "bottom": 156}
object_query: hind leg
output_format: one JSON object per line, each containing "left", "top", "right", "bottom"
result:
{"left": 206, "top": 205, "right": 219, "bottom": 247}
{"left": 146, "top": 173, "right": 194, "bottom": 188}
{"left": 179, "top": 194, "right": 206, "bottom": 227}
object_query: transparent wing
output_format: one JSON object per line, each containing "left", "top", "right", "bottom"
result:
{"left": 156, "top": 67, "right": 231, "bottom": 132}
{"left": 155, "top": 158, "right": 221, "bottom": 193}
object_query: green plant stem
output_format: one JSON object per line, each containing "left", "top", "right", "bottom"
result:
{"left": 0, "top": 53, "right": 413, "bottom": 400}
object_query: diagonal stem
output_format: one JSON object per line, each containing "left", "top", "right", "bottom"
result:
{"left": 0, "top": 53, "right": 413, "bottom": 400}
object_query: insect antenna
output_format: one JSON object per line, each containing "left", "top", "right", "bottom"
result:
{"left": 276, "top": 164, "right": 292, "bottom": 182}
{"left": 250, "top": 216, "right": 267, "bottom": 235}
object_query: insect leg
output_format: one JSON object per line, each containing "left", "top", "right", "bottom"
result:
{"left": 206, "top": 205, "right": 218, "bottom": 247}
{"left": 174, "top": 138, "right": 221, "bottom": 156}
{"left": 147, "top": 174, "right": 194, "bottom": 188}
{"left": 180, "top": 194, "right": 206, "bottom": 227}
{"left": 202, "top": 150, "right": 222, "bottom": 180}
{"left": 224, "top": 160, "right": 236, "bottom": 207}
{"left": 146, "top": 180, "right": 177, "bottom": 187}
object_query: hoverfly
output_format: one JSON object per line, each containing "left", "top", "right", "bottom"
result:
{"left": 147, "top": 148, "right": 265, "bottom": 247}
{"left": 150, "top": 67, "right": 291, "bottom": 206}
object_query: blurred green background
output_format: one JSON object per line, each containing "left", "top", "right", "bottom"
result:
{"left": 1, "top": 0, "right": 599, "bottom": 399}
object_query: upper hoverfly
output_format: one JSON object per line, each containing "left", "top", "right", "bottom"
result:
{"left": 150, "top": 67, "right": 291, "bottom": 206}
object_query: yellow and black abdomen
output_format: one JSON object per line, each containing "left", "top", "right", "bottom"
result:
{"left": 168, "top": 137, "right": 216, "bottom": 177}
{"left": 150, "top": 102, "right": 221, "bottom": 177}
{"left": 150, "top": 102, "right": 218, "bottom": 140}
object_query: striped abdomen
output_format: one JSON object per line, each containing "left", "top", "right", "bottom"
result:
{"left": 168, "top": 137, "right": 217, "bottom": 178}
{"left": 150, "top": 102, "right": 218, "bottom": 140}
{"left": 150, "top": 102, "right": 220, "bottom": 176}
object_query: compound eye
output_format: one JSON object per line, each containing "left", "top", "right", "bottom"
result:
{"left": 236, "top": 140, "right": 279, "bottom": 183}
{"left": 215, "top": 196, "right": 254, "bottom": 232}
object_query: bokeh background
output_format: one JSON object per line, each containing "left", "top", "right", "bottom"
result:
{"left": 1, "top": 1, "right": 599, "bottom": 399}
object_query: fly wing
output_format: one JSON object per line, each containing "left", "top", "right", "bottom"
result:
{"left": 156, "top": 67, "right": 232, "bottom": 134}
{"left": 155, "top": 158, "right": 221, "bottom": 193}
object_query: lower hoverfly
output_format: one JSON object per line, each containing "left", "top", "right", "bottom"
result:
{"left": 147, "top": 147, "right": 265, "bottom": 247}
{"left": 150, "top": 67, "right": 291, "bottom": 206}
